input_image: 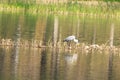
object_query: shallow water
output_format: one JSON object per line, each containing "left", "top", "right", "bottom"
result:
{"left": 0, "top": 47, "right": 120, "bottom": 80}
{"left": 0, "top": 12, "right": 120, "bottom": 80}
{"left": 0, "top": 13, "right": 120, "bottom": 45}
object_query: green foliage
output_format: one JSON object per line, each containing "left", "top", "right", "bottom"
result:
{"left": 104, "top": 0, "right": 120, "bottom": 2}
{"left": 0, "top": 1, "right": 120, "bottom": 15}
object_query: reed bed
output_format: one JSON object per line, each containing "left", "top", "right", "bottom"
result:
{"left": 0, "top": 1, "right": 120, "bottom": 17}
{"left": 0, "top": 38, "right": 120, "bottom": 54}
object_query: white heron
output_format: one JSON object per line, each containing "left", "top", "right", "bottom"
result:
{"left": 63, "top": 35, "right": 79, "bottom": 48}
{"left": 63, "top": 35, "right": 78, "bottom": 43}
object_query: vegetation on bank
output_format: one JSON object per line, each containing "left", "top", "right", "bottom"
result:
{"left": 0, "top": 1, "right": 120, "bottom": 16}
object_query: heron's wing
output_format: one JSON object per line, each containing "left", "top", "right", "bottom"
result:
{"left": 65, "top": 36, "right": 75, "bottom": 41}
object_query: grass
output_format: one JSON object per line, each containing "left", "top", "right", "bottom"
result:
{"left": 0, "top": 1, "right": 120, "bottom": 16}
{"left": 1, "top": 38, "right": 120, "bottom": 55}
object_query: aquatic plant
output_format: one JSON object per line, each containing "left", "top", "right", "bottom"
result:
{"left": 0, "top": 38, "right": 120, "bottom": 54}
{"left": 0, "top": 1, "right": 120, "bottom": 16}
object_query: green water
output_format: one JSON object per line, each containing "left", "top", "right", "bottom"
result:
{"left": 0, "top": 12, "right": 120, "bottom": 45}
{"left": 0, "top": 12, "right": 120, "bottom": 80}
{"left": 0, "top": 47, "right": 120, "bottom": 80}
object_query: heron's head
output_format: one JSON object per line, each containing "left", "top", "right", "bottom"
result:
{"left": 74, "top": 39, "right": 78, "bottom": 43}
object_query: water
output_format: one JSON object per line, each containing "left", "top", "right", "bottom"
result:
{"left": 0, "top": 12, "right": 120, "bottom": 80}
{"left": 0, "top": 47, "right": 120, "bottom": 80}
{"left": 0, "top": 13, "right": 120, "bottom": 45}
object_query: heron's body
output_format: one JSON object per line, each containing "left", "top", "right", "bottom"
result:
{"left": 63, "top": 35, "right": 79, "bottom": 49}
{"left": 63, "top": 36, "right": 76, "bottom": 42}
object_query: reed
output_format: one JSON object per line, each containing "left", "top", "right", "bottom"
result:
{"left": 0, "top": 38, "right": 120, "bottom": 54}
{"left": 0, "top": 1, "right": 120, "bottom": 16}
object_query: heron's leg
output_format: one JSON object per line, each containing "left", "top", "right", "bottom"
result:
{"left": 67, "top": 41, "right": 70, "bottom": 46}
{"left": 67, "top": 41, "right": 71, "bottom": 49}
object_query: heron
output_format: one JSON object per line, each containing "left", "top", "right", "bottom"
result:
{"left": 63, "top": 35, "right": 78, "bottom": 48}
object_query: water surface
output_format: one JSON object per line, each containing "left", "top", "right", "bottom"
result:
{"left": 0, "top": 13, "right": 120, "bottom": 45}
{"left": 0, "top": 12, "right": 120, "bottom": 80}
{"left": 0, "top": 47, "right": 120, "bottom": 80}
